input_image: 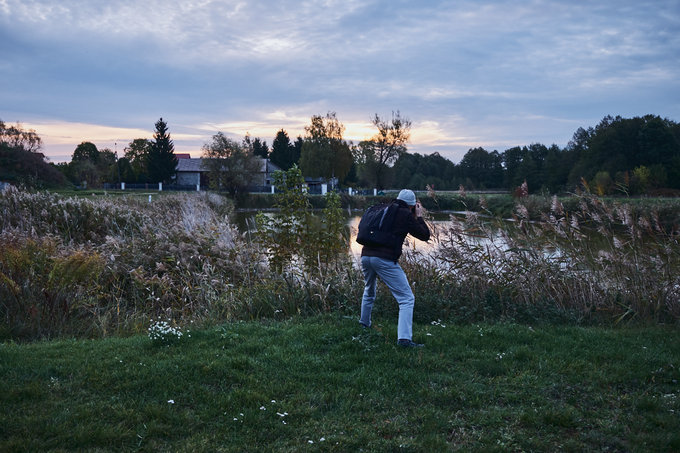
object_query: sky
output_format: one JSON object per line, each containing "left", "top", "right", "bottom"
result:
{"left": 1, "top": 0, "right": 679, "bottom": 164}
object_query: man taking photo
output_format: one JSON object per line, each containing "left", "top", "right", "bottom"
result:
{"left": 358, "top": 189, "right": 430, "bottom": 348}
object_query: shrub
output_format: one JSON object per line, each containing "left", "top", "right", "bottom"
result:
{"left": 255, "top": 167, "right": 350, "bottom": 274}
{"left": 0, "top": 235, "right": 105, "bottom": 339}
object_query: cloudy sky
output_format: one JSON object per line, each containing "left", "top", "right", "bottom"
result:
{"left": 1, "top": 0, "right": 679, "bottom": 163}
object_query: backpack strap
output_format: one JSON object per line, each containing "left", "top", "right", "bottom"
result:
{"left": 378, "top": 204, "right": 391, "bottom": 229}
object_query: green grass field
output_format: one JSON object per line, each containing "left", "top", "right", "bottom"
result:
{"left": 2, "top": 315, "right": 679, "bottom": 452}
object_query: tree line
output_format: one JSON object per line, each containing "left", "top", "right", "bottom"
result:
{"left": 370, "top": 114, "right": 680, "bottom": 195}
{"left": 257, "top": 112, "right": 680, "bottom": 196}
{"left": 0, "top": 118, "right": 178, "bottom": 189}
{"left": 2, "top": 113, "right": 679, "bottom": 196}
{"left": 1, "top": 120, "right": 68, "bottom": 188}
{"left": 55, "top": 118, "right": 178, "bottom": 188}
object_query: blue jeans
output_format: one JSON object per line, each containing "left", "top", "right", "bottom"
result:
{"left": 360, "top": 256, "right": 415, "bottom": 340}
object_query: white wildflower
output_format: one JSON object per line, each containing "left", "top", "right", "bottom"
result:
{"left": 148, "top": 319, "right": 184, "bottom": 344}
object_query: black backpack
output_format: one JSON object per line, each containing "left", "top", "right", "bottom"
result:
{"left": 356, "top": 201, "right": 401, "bottom": 248}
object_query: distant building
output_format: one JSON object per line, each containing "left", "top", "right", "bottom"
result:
{"left": 256, "top": 158, "right": 282, "bottom": 187}
{"left": 303, "top": 176, "right": 326, "bottom": 193}
{"left": 175, "top": 158, "right": 207, "bottom": 187}
{"left": 175, "top": 157, "right": 282, "bottom": 190}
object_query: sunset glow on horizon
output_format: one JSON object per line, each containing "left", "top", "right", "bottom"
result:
{"left": 2, "top": 0, "right": 678, "bottom": 164}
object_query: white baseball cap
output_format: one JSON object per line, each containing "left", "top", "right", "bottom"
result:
{"left": 396, "top": 189, "right": 416, "bottom": 206}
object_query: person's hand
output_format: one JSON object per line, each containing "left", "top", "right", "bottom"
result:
{"left": 415, "top": 201, "right": 424, "bottom": 217}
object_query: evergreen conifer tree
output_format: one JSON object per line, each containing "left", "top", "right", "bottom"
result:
{"left": 148, "top": 117, "right": 178, "bottom": 184}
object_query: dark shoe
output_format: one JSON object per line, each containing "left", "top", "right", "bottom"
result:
{"left": 359, "top": 323, "right": 369, "bottom": 329}
{"left": 397, "top": 339, "right": 424, "bottom": 348}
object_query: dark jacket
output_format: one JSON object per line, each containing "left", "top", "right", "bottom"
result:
{"left": 361, "top": 199, "right": 430, "bottom": 262}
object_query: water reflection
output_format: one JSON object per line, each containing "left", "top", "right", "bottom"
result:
{"left": 233, "top": 210, "right": 571, "bottom": 276}
{"left": 234, "top": 209, "right": 608, "bottom": 281}
{"left": 234, "top": 210, "right": 495, "bottom": 260}
{"left": 346, "top": 215, "right": 451, "bottom": 259}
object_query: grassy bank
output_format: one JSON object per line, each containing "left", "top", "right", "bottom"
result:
{"left": 1, "top": 316, "right": 679, "bottom": 452}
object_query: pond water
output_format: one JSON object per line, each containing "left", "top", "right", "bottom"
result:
{"left": 233, "top": 210, "right": 501, "bottom": 260}
{"left": 233, "top": 208, "right": 574, "bottom": 277}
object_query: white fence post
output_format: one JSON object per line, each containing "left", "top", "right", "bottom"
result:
{"left": 121, "top": 182, "right": 125, "bottom": 190}
{"left": 373, "top": 188, "right": 377, "bottom": 196}
{"left": 158, "top": 182, "right": 163, "bottom": 191}
{"left": 271, "top": 185, "right": 275, "bottom": 194}
{"left": 348, "top": 187, "right": 352, "bottom": 196}
{"left": 321, "top": 183, "right": 327, "bottom": 195}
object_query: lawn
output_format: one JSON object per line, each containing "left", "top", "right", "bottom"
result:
{"left": 2, "top": 315, "right": 679, "bottom": 452}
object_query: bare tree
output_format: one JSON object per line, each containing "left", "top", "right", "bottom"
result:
{"left": 0, "top": 120, "right": 42, "bottom": 153}
{"left": 364, "top": 111, "right": 412, "bottom": 189}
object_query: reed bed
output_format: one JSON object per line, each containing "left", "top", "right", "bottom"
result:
{"left": 0, "top": 187, "right": 260, "bottom": 339}
{"left": 1, "top": 186, "right": 678, "bottom": 341}
{"left": 429, "top": 192, "right": 680, "bottom": 324}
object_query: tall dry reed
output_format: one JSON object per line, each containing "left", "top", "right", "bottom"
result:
{"left": 431, "top": 191, "right": 680, "bottom": 323}
{"left": 2, "top": 185, "right": 678, "bottom": 341}
{"left": 0, "top": 188, "right": 263, "bottom": 339}
{"left": 0, "top": 187, "right": 360, "bottom": 340}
